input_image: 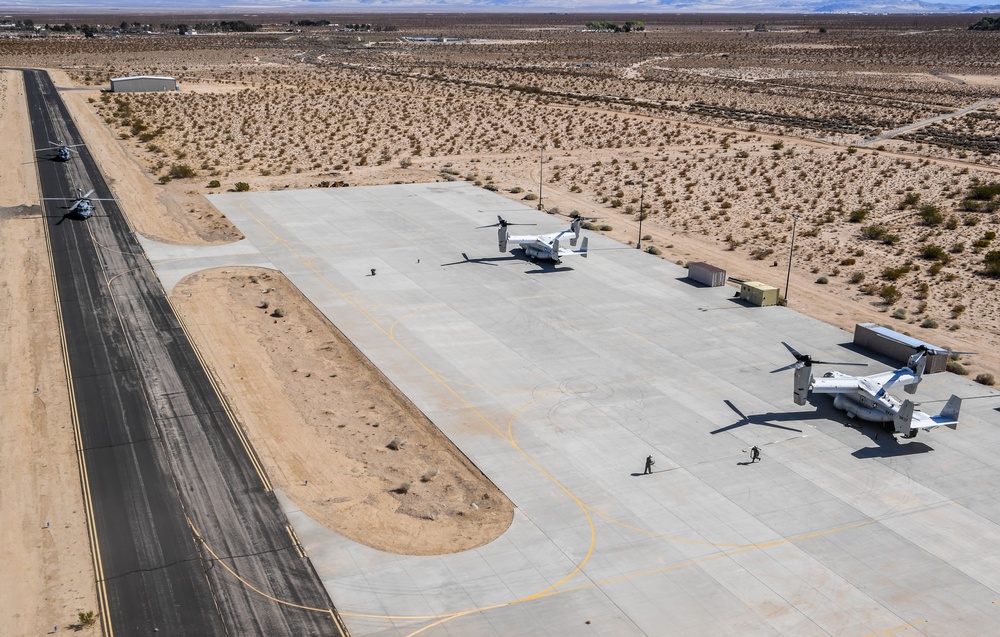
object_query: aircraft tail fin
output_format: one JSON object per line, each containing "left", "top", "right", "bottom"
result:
{"left": 940, "top": 394, "right": 962, "bottom": 421}
{"left": 793, "top": 366, "right": 810, "bottom": 406}
{"left": 894, "top": 399, "right": 915, "bottom": 437}
{"left": 580, "top": 237, "right": 588, "bottom": 258}
{"left": 498, "top": 226, "right": 508, "bottom": 253}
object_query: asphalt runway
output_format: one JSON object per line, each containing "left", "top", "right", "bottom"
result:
{"left": 24, "top": 70, "right": 345, "bottom": 636}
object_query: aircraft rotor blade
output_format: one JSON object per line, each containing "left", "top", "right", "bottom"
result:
{"left": 781, "top": 341, "right": 806, "bottom": 360}
{"left": 770, "top": 361, "right": 804, "bottom": 373}
{"left": 810, "top": 360, "right": 868, "bottom": 367}
{"left": 83, "top": 189, "right": 96, "bottom": 199}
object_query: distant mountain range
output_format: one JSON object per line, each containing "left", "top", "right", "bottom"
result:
{"left": 3, "top": 0, "right": 1000, "bottom": 14}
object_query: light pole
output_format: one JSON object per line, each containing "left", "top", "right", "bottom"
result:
{"left": 636, "top": 171, "right": 646, "bottom": 250}
{"left": 537, "top": 146, "right": 544, "bottom": 211}
{"left": 784, "top": 213, "right": 800, "bottom": 304}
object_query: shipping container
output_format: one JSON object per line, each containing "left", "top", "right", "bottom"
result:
{"left": 687, "top": 262, "right": 727, "bottom": 287}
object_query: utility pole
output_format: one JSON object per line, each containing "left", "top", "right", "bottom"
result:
{"left": 636, "top": 171, "right": 646, "bottom": 250}
{"left": 537, "top": 146, "right": 544, "bottom": 211}
{"left": 784, "top": 213, "right": 800, "bottom": 304}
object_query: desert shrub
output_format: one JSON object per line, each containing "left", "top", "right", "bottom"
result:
{"left": 969, "top": 182, "right": 1000, "bottom": 201}
{"left": 840, "top": 258, "right": 856, "bottom": 266}
{"left": 600, "top": 224, "right": 613, "bottom": 232}
{"left": 920, "top": 318, "right": 939, "bottom": 329}
{"left": 899, "top": 192, "right": 920, "bottom": 209}
{"left": 509, "top": 186, "right": 524, "bottom": 193}
{"left": 168, "top": 163, "right": 195, "bottom": 179}
{"left": 158, "top": 175, "right": 171, "bottom": 184}
{"left": 396, "top": 481, "right": 412, "bottom": 494}
{"left": 78, "top": 611, "right": 96, "bottom": 627}
{"left": 815, "top": 276, "right": 829, "bottom": 284}
{"left": 922, "top": 244, "right": 946, "bottom": 261}
{"left": 951, "top": 304, "right": 966, "bottom": 318}
{"left": 891, "top": 308, "right": 907, "bottom": 319}
{"left": 771, "top": 141, "right": 784, "bottom": 150}
{"left": 882, "top": 265, "right": 911, "bottom": 281}
{"left": 946, "top": 361, "right": 968, "bottom": 375}
{"left": 919, "top": 204, "right": 944, "bottom": 226}
{"left": 951, "top": 242, "right": 965, "bottom": 254}
{"left": 985, "top": 251, "right": 1000, "bottom": 277}
{"left": 849, "top": 208, "right": 869, "bottom": 223}
{"left": 975, "top": 373, "right": 995, "bottom": 386}
{"left": 234, "top": 182, "right": 251, "bottom": 192}
{"left": 861, "top": 224, "right": 887, "bottom": 241}
{"left": 879, "top": 285, "right": 902, "bottom": 304}
{"left": 420, "top": 468, "right": 438, "bottom": 482}
{"left": 849, "top": 271, "right": 866, "bottom": 284}
{"left": 928, "top": 263, "right": 944, "bottom": 276}
{"left": 646, "top": 245, "right": 662, "bottom": 255}
{"left": 523, "top": 193, "right": 538, "bottom": 200}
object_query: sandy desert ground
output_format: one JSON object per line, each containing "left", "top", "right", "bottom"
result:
{"left": 1, "top": 12, "right": 999, "bottom": 634}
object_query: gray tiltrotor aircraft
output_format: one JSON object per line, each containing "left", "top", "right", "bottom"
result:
{"left": 774, "top": 342, "right": 968, "bottom": 438}
{"left": 479, "top": 215, "right": 590, "bottom": 263}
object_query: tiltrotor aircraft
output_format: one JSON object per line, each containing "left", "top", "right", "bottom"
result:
{"left": 478, "top": 215, "right": 590, "bottom": 263}
{"left": 38, "top": 140, "right": 85, "bottom": 161}
{"left": 44, "top": 188, "right": 114, "bottom": 220}
{"left": 773, "top": 342, "right": 966, "bottom": 438}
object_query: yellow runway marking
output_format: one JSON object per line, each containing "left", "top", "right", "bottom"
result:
{"left": 187, "top": 517, "right": 337, "bottom": 621}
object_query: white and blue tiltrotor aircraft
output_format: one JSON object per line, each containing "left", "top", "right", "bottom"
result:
{"left": 774, "top": 342, "right": 965, "bottom": 438}
{"left": 479, "top": 215, "right": 589, "bottom": 263}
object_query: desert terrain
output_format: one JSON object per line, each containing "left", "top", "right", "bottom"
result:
{"left": 1, "top": 12, "right": 999, "bottom": 634}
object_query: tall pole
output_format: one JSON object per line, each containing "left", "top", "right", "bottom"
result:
{"left": 537, "top": 146, "right": 544, "bottom": 211}
{"left": 636, "top": 171, "right": 645, "bottom": 250}
{"left": 784, "top": 213, "right": 800, "bottom": 303}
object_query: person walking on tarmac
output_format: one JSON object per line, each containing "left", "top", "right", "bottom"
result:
{"left": 643, "top": 455, "right": 655, "bottom": 474}
{"left": 750, "top": 445, "right": 761, "bottom": 463}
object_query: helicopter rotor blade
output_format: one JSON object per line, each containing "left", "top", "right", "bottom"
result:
{"left": 83, "top": 189, "right": 96, "bottom": 199}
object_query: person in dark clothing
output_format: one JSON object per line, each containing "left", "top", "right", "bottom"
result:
{"left": 643, "top": 455, "right": 654, "bottom": 474}
{"left": 750, "top": 446, "right": 761, "bottom": 463}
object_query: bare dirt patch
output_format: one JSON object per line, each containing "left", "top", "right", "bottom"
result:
{"left": 0, "top": 69, "right": 100, "bottom": 636}
{"left": 171, "top": 267, "right": 514, "bottom": 555}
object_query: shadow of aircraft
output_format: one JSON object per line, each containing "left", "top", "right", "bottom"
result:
{"left": 710, "top": 399, "right": 806, "bottom": 434}
{"left": 440, "top": 252, "right": 515, "bottom": 267}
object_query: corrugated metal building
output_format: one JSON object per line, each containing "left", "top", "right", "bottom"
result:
{"left": 853, "top": 323, "right": 948, "bottom": 373}
{"left": 687, "top": 262, "right": 727, "bottom": 287}
{"left": 110, "top": 75, "right": 176, "bottom": 93}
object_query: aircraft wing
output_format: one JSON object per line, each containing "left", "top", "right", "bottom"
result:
{"left": 909, "top": 410, "right": 957, "bottom": 431}
{"left": 866, "top": 368, "right": 919, "bottom": 393}
{"left": 809, "top": 375, "right": 861, "bottom": 393}
{"left": 508, "top": 234, "right": 541, "bottom": 244}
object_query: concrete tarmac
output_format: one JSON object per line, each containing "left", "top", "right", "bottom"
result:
{"left": 198, "top": 181, "right": 1000, "bottom": 636}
